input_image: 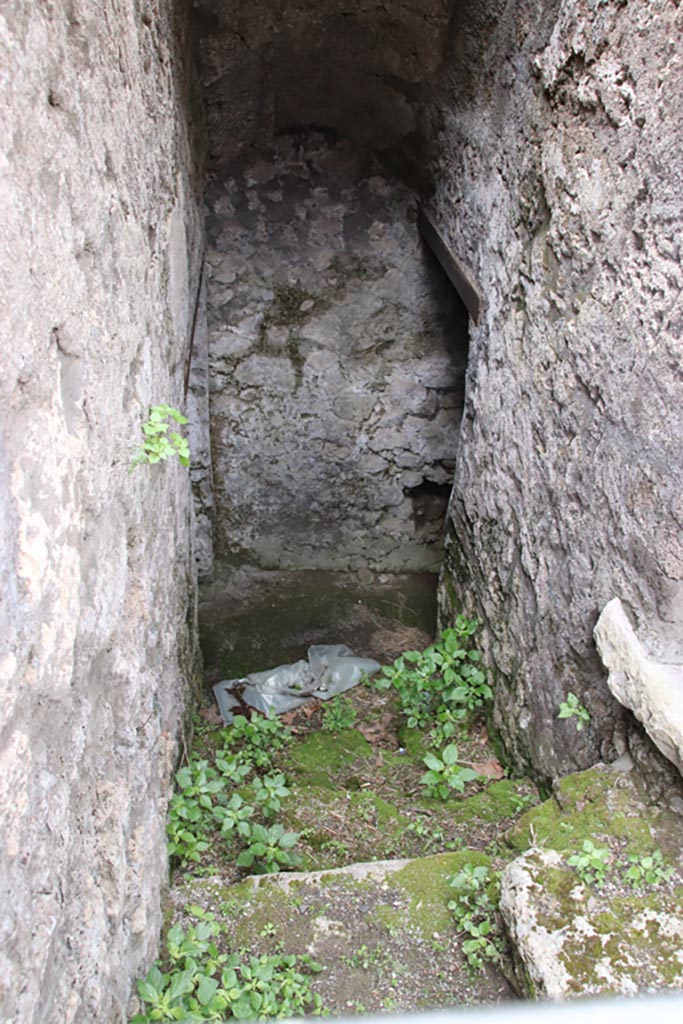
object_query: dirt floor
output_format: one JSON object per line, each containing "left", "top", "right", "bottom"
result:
{"left": 157, "top": 571, "right": 547, "bottom": 1015}
{"left": 137, "top": 571, "right": 683, "bottom": 1019}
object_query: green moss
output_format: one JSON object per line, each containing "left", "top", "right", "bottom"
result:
{"left": 391, "top": 851, "right": 491, "bottom": 938}
{"left": 499, "top": 764, "right": 683, "bottom": 997}
{"left": 553, "top": 886, "right": 683, "bottom": 994}
{"left": 285, "top": 729, "right": 373, "bottom": 783}
{"left": 281, "top": 781, "right": 411, "bottom": 870}
{"left": 553, "top": 763, "right": 622, "bottom": 808}
{"left": 395, "top": 726, "right": 428, "bottom": 760}
{"left": 447, "top": 780, "right": 539, "bottom": 824}
{"left": 506, "top": 763, "right": 657, "bottom": 856}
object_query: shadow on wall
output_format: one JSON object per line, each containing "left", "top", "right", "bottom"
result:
{"left": 189, "top": 0, "right": 451, "bottom": 181}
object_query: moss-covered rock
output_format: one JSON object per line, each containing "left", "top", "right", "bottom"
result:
{"left": 506, "top": 760, "right": 678, "bottom": 859}
{"left": 499, "top": 761, "right": 683, "bottom": 998}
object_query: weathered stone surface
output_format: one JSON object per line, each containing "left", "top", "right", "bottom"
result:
{"left": 206, "top": 133, "right": 468, "bottom": 573}
{"left": 191, "top": 0, "right": 450, "bottom": 177}
{"left": 595, "top": 599, "right": 683, "bottom": 777}
{"left": 433, "top": 0, "right": 683, "bottom": 777}
{"left": 0, "top": 2, "right": 202, "bottom": 1021}
{"left": 165, "top": 852, "right": 512, "bottom": 1016}
{"left": 501, "top": 761, "right": 683, "bottom": 999}
{"left": 501, "top": 847, "right": 683, "bottom": 1000}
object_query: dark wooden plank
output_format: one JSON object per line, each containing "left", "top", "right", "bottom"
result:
{"left": 417, "top": 206, "right": 482, "bottom": 324}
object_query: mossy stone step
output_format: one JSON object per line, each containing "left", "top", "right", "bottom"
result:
{"left": 170, "top": 852, "right": 514, "bottom": 1014}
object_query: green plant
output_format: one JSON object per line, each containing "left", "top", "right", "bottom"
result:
{"left": 220, "top": 712, "right": 291, "bottom": 770}
{"left": 447, "top": 864, "right": 502, "bottom": 973}
{"left": 131, "top": 404, "right": 190, "bottom": 469}
{"left": 132, "top": 921, "right": 324, "bottom": 1022}
{"left": 318, "top": 836, "right": 349, "bottom": 859}
{"left": 623, "top": 848, "right": 675, "bottom": 889}
{"left": 167, "top": 759, "right": 225, "bottom": 865}
{"left": 252, "top": 772, "right": 290, "bottom": 817}
{"left": 558, "top": 692, "right": 590, "bottom": 731}
{"left": 212, "top": 792, "right": 255, "bottom": 840}
{"left": 164, "top": 715, "right": 302, "bottom": 878}
{"left": 429, "top": 706, "right": 464, "bottom": 748}
{"left": 420, "top": 743, "right": 480, "bottom": 800}
{"left": 342, "top": 944, "right": 384, "bottom": 970}
{"left": 567, "top": 839, "right": 611, "bottom": 886}
{"left": 321, "top": 696, "right": 357, "bottom": 732}
{"left": 167, "top": 813, "right": 210, "bottom": 867}
{"left": 215, "top": 752, "right": 252, "bottom": 786}
{"left": 236, "top": 822, "right": 302, "bottom": 874}
{"left": 372, "top": 618, "right": 491, "bottom": 732}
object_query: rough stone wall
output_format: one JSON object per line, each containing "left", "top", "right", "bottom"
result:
{"left": 191, "top": 0, "right": 451, "bottom": 180}
{"left": 0, "top": 2, "right": 202, "bottom": 1021}
{"left": 206, "top": 133, "right": 467, "bottom": 573}
{"left": 432, "top": 0, "right": 683, "bottom": 778}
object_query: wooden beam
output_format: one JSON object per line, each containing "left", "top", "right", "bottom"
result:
{"left": 417, "top": 207, "right": 482, "bottom": 324}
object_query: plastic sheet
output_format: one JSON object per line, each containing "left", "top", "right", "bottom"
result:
{"left": 213, "top": 645, "right": 381, "bottom": 725}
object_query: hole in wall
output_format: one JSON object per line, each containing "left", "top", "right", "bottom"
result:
{"left": 403, "top": 479, "right": 453, "bottom": 534}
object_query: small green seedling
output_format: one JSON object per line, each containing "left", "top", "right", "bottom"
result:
{"left": 212, "top": 792, "right": 254, "bottom": 839}
{"left": 321, "top": 696, "right": 357, "bottom": 732}
{"left": 558, "top": 692, "right": 590, "bottom": 731}
{"left": 342, "top": 944, "right": 384, "bottom": 970}
{"left": 166, "top": 759, "right": 224, "bottom": 866}
{"left": 420, "top": 743, "right": 479, "bottom": 800}
{"left": 132, "top": 920, "right": 324, "bottom": 1024}
{"left": 236, "top": 822, "right": 301, "bottom": 874}
{"left": 448, "top": 864, "right": 503, "bottom": 973}
{"left": 220, "top": 711, "right": 291, "bottom": 770}
{"left": 624, "top": 849, "right": 675, "bottom": 889}
{"left": 567, "top": 839, "right": 611, "bottom": 886}
{"left": 131, "top": 404, "right": 190, "bottom": 469}
{"left": 252, "top": 772, "right": 291, "bottom": 817}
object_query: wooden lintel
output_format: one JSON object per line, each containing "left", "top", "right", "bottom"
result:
{"left": 417, "top": 207, "right": 482, "bottom": 325}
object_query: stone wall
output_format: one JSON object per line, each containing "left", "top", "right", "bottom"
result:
{"left": 191, "top": 0, "right": 451, "bottom": 180}
{"left": 0, "top": 2, "right": 202, "bottom": 1021}
{"left": 432, "top": 0, "right": 683, "bottom": 778}
{"left": 205, "top": 132, "right": 467, "bottom": 573}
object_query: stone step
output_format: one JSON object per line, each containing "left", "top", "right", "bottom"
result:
{"left": 169, "top": 851, "right": 515, "bottom": 1015}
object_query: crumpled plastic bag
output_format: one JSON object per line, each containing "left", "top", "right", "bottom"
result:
{"left": 213, "top": 644, "right": 381, "bottom": 725}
